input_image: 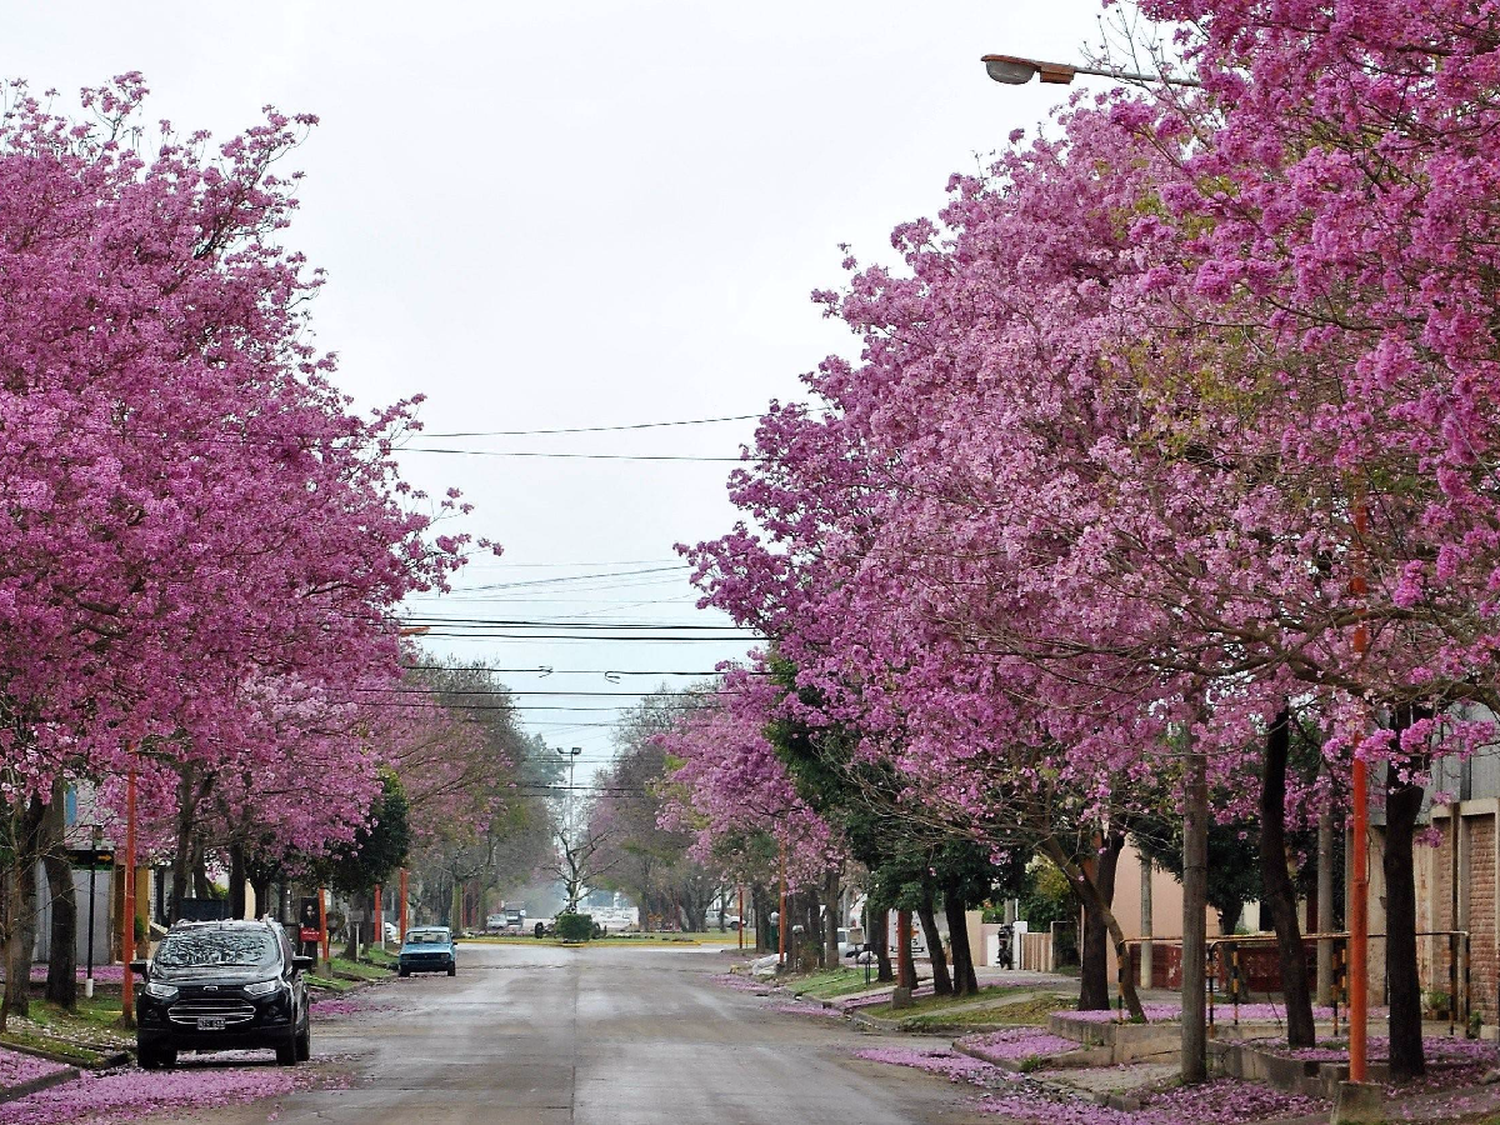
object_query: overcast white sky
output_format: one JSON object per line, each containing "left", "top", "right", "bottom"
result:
{"left": 9, "top": 0, "right": 1111, "bottom": 776}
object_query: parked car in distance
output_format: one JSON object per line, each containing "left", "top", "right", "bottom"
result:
{"left": 398, "top": 926, "right": 457, "bottom": 977}
{"left": 133, "top": 918, "right": 313, "bottom": 1069}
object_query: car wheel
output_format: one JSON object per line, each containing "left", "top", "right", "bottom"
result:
{"left": 137, "top": 1042, "right": 161, "bottom": 1070}
{"left": 295, "top": 1017, "right": 311, "bottom": 1062}
{"left": 447, "top": 961, "right": 456, "bottom": 977}
{"left": 398, "top": 966, "right": 409, "bottom": 978}
{"left": 276, "top": 1026, "right": 299, "bottom": 1066}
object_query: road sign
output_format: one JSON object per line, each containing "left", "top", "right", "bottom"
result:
{"left": 66, "top": 848, "right": 115, "bottom": 869}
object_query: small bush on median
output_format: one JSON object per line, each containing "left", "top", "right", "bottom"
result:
{"left": 555, "top": 913, "right": 593, "bottom": 942}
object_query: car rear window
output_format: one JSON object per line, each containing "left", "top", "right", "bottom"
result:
{"left": 156, "top": 929, "right": 281, "bottom": 969}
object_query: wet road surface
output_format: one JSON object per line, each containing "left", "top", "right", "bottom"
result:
{"left": 149, "top": 940, "right": 989, "bottom": 1125}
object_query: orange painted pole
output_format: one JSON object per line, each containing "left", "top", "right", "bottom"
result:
{"left": 737, "top": 884, "right": 744, "bottom": 952}
{"left": 373, "top": 884, "right": 383, "bottom": 951}
{"left": 121, "top": 764, "right": 138, "bottom": 1027}
{"left": 399, "top": 867, "right": 409, "bottom": 943}
{"left": 1349, "top": 500, "right": 1371, "bottom": 1084}
{"left": 317, "top": 885, "right": 330, "bottom": 967}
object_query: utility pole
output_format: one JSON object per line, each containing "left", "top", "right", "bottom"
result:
{"left": 121, "top": 764, "right": 138, "bottom": 1028}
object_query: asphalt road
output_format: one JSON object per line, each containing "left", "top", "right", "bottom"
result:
{"left": 148, "top": 941, "right": 990, "bottom": 1125}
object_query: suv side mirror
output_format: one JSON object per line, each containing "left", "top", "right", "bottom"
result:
{"left": 128, "top": 959, "right": 149, "bottom": 977}
{"left": 291, "top": 955, "right": 315, "bottom": 973}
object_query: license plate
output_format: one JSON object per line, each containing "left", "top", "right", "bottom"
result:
{"left": 197, "top": 1016, "right": 225, "bottom": 1031}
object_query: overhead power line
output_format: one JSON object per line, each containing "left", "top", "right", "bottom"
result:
{"left": 421, "top": 414, "right": 761, "bottom": 438}
{"left": 397, "top": 663, "right": 755, "bottom": 677}
{"left": 403, "top": 449, "right": 743, "bottom": 462}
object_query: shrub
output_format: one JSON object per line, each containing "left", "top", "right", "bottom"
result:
{"left": 555, "top": 913, "right": 593, "bottom": 942}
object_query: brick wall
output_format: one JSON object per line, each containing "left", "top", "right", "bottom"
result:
{"left": 1427, "top": 809, "right": 1497, "bottom": 1022}
{"left": 1469, "top": 814, "right": 1497, "bottom": 1021}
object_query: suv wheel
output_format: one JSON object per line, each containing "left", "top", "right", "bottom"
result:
{"left": 295, "top": 1016, "right": 311, "bottom": 1062}
{"left": 139, "top": 1042, "right": 178, "bottom": 1070}
{"left": 447, "top": 961, "right": 456, "bottom": 977}
{"left": 276, "top": 1026, "right": 299, "bottom": 1066}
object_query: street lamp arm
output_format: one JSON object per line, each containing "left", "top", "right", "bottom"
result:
{"left": 982, "top": 54, "right": 1200, "bottom": 88}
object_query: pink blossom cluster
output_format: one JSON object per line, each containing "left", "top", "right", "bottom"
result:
{"left": 0, "top": 73, "right": 501, "bottom": 925}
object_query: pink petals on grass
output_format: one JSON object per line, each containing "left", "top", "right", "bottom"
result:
{"left": 0, "top": 1062, "right": 330, "bottom": 1125}
{"left": 0, "top": 1048, "right": 69, "bottom": 1090}
{"left": 772, "top": 1001, "right": 841, "bottom": 1018}
{"left": 707, "top": 974, "right": 770, "bottom": 994}
{"left": 975, "top": 1079, "right": 1327, "bottom": 1124}
{"left": 854, "top": 1047, "right": 1004, "bottom": 1085}
{"left": 959, "top": 1027, "right": 1079, "bottom": 1060}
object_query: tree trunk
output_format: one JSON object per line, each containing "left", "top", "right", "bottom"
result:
{"left": 228, "top": 843, "right": 247, "bottom": 920}
{"left": 1078, "top": 831, "right": 1124, "bottom": 1010}
{"left": 1038, "top": 834, "right": 1144, "bottom": 1020}
{"left": 1385, "top": 708, "right": 1428, "bottom": 1081}
{"left": 345, "top": 891, "right": 365, "bottom": 960}
{"left": 3, "top": 798, "right": 46, "bottom": 1023}
{"left": 805, "top": 890, "right": 822, "bottom": 970}
{"left": 752, "top": 884, "right": 771, "bottom": 953}
{"left": 251, "top": 873, "right": 273, "bottom": 921}
{"left": 1317, "top": 808, "right": 1335, "bottom": 1005}
{"left": 1182, "top": 735, "right": 1209, "bottom": 1082}
{"left": 41, "top": 781, "right": 76, "bottom": 1010}
{"left": 190, "top": 835, "right": 210, "bottom": 900}
{"left": 1261, "top": 706, "right": 1316, "bottom": 1048}
{"left": 871, "top": 905, "right": 894, "bottom": 983}
{"left": 169, "top": 765, "right": 199, "bottom": 924}
{"left": 916, "top": 888, "right": 952, "bottom": 996}
{"left": 943, "top": 878, "right": 979, "bottom": 996}
{"left": 897, "top": 909, "right": 919, "bottom": 990}
{"left": 823, "top": 870, "right": 840, "bottom": 971}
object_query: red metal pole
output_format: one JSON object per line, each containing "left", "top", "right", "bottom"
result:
{"left": 318, "top": 885, "right": 330, "bottom": 967}
{"left": 1349, "top": 500, "right": 1371, "bottom": 1084}
{"left": 399, "top": 867, "right": 409, "bottom": 943}
{"left": 121, "top": 764, "right": 138, "bottom": 1027}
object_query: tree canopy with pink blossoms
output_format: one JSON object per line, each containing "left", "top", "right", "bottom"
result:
{"left": 0, "top": 74, "right": 493, "bottom": 1018}
{"left": 682, "top": 0, "right": 1500, "bottom": 1079}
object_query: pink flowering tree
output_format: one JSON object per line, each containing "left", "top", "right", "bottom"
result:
{"left": 0, "top": 75, "right": 487, "bottom": 1018}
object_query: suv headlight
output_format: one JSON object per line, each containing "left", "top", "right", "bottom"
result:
{"left": 243, "top": 979, "right": 282, "bottom": 997}
{"left": 144, "top": 981, "right": 178, "bottom": 1001}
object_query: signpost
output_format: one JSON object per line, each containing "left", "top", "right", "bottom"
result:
{"left": 67, "top": 844, "right": 113, "bottom": 999}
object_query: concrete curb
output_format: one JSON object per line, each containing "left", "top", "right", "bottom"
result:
{"left": 0, "top": 1066, "right": 82, "bottom": 1105}
{"left": 1, "top": 1038, "right": 127, "bottom": 1071}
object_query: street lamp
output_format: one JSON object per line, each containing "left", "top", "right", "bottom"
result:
{"left": 556, "top": 747, "right": 585, "bottom": 912}
{"left": 981, "top": 53, "right": 1200, "bottom": 88}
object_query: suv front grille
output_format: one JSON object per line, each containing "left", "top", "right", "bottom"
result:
{"left": 168, "top": 998, "right": 257, "bottom": 1026}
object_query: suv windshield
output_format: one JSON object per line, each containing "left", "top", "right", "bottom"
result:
{"left": 155, "top": 929, "right": 281, "bottom": 970}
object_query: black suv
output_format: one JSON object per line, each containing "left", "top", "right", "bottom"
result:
{"left": 133, "top": 919, "right": 313, "bottom": 1069}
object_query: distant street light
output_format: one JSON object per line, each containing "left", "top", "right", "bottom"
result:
{"left": 981, "top": 53, "right": 1200, "bottom": 88}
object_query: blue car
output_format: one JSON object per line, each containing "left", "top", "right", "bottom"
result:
{"left": 398, "top": 926, "right": 457, "bottom": 977}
